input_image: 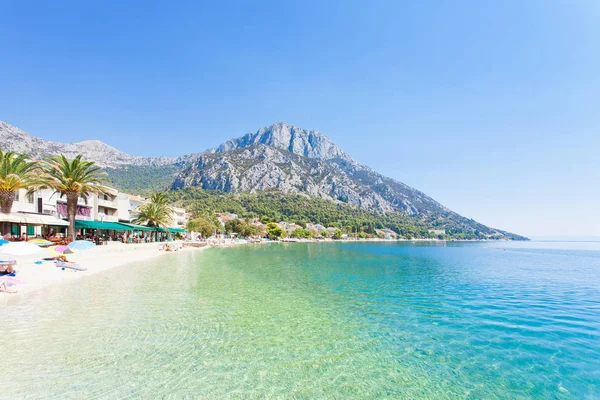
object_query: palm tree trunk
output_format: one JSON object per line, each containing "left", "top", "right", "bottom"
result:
{"left": 66, "top": 192, "right": 79, "bottom": 242}
{"left": 0, "top": 191, "right": 15, "bottom": 214}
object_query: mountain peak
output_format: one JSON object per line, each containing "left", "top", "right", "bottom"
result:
{"left": 0, "top": 120, "right": 175, "bottom": 167}
{"left": 76, "top": 139, "right": 106, "bottom": 146}
{"left": 75, "top": 139, "right": 122, "bottom": 152}
{"left": 216, "top": 122, "right": 351, "bottom": 161}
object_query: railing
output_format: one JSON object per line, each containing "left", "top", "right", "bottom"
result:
{"left": 100, "top": 215, "right": 119, "bottom": 222}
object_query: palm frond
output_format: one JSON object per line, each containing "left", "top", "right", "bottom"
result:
{"left": 132, "top": 192, "right": 174, "bottom": 229}
{"left": 39, "top": 154, "right": 110, "bottom": 197}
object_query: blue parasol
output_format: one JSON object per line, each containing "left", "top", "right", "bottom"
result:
{"left": 68, "top": 240, "right": 96, "bottom": 251}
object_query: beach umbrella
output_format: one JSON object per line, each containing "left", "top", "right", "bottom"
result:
{"left": 0, "top": 242, "right": 43, "bottom": 256}
{"left": 0, "top": 239, "right": 9, "bottom": 246}
{"left": 27, "top": 239, "right": 53, "bottom": 247}
{"left": 68, "top": 240, "right": 96, "bottom": 251}
{"left": 48, "top": 245, "right": 75, "bottom": 255}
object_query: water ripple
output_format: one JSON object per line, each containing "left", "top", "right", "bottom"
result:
{"left": 1, "top": 242, "right": 600, "bottom": 399}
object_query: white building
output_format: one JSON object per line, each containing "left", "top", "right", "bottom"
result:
{"left": 95, "top": 189, "right": 120, "bottom": 222}
{"left": 170, "top": 206, "right": 189, "bottom": 228}
{"left": 376, "top": 228, "right": 398, "bottom": 240}
{"left": 4, "top": 188, "right": 72, "bottom": 237}
{"left": 278, "top": 221, "right": 302, "bottom": 235}
{"left": 1, "top": 186, "right": 189, "bottom": 238}
{"left": 117, "top": 193, "right": 148, "bottom": 223}
{"left": 117, "top": 194, "right": 188, "bottom": 228}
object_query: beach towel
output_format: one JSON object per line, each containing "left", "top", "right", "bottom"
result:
{"left": 0, "top": 276, "right": 24, "bottom": 285}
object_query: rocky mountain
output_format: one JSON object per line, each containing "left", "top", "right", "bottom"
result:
{"left": 174, "top": 122, "right": 524, "bottom": 238}
{"left": 0, "top": 120, "right": 177, "bottom": 168}
{"left": 174, "top": 143, "right": 388, "bottom": 208}
{"left": 216, "top": 123, "right": 353, "bottom": 162}
{"left": 176, "top": 122, "right": 448, "bottom": 216}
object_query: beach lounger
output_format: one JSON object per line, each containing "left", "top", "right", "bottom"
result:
{"left": 55, "top": 260, "right": 88, "bottom": 271}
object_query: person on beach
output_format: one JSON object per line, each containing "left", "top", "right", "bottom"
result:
{"left": 0, "top": 281, "right": 17, "bottom": 293}
{"left": 0, "top": 262, "right": 15, "bottom": 275}
{"left": 54, "top": 255, "right": 73, "bottom": 263}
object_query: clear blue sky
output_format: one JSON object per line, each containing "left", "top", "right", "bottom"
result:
{"left": 1, "top": 1, "right": 599, "bottom": 238}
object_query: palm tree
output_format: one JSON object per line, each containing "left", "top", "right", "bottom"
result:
{"left": 133, "top": 192, "right": 173, "bottom": 241}
{"left": 41, "top": 155, "right": 111, "bottom": 241}
{"left": 149, "top": 192, "right": 170, "bottom": 206}
{"left": 0, "top": 150, "right": 41, "bottom": 213}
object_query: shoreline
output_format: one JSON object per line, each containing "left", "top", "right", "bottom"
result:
{"left": 1, "top": 238, "right": 523, "bottom": 300}
{"left": 276, "top": 237, "right": 519, "bottom": 243}
{"left": 0, "top": 241, "right": 210, "bottom": 299}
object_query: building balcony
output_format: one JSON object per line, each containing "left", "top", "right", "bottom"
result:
{"left": 98, "top": 198, "right": 118, "bottom": 209}
{"left": 11, "top": 202, "right": 37, "bottom": 213}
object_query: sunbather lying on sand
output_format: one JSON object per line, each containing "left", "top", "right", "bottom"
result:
{"left": 55, "top": 256, "right": 78, "bottom": 265}
{"left": 0, "top": 281, "right": 17, "bottom": 293}
{"left": 0, "top": 262, "right": 15, "bottom": 275}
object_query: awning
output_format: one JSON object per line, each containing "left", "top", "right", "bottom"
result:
{"left": 74, "top": 220, "right": 135, "bottom": 231}
{"left": 153, "top": 226, "right": 187, "bottom": 233}
{"left": 98, "top": 223, "right": 188, "bottom": 233}
{"left": 117, "top": 222, "right": 155, "bottom": 231}
{"left": 27, "top": 214, "right": 69, "bottom": 227}
{"left": 0, "top": 213, "right": 27, "bottom": 224}
{"left": 0, "top": 213, "right": 68, "bottom": 226}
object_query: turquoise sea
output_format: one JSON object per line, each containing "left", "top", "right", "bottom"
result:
{"left": 1, "top": 241, "right": 599, "bottom": 399}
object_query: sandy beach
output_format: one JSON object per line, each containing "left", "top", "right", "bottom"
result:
{"left": 0, "top": 241, "right": 209, "bottom": 299}
{"left": 0, "top": 238, "right": 450, "bottom": 299}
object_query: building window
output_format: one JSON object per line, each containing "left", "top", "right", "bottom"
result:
{"left": 27, "top": 193, "right": 34, "bottom": 203}
{"left": 14, "top": 192, "right": 19, "bottom": 201}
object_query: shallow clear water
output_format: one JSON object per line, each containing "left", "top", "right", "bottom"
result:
{"left": 2, "top": 242, "right": 600, "bottom": 399}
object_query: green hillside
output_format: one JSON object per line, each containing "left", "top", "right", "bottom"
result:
{"left": 104, "top": 165, "right": 178, "bottom": 196}
{"left": 167, "top": 187, "right": 528, "bottom": 240}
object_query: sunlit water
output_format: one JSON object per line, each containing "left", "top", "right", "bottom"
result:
{"left": 1, "top": 241, "right": 599, "bottom": 399}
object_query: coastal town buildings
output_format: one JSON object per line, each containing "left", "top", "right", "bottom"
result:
{"left": 171, "top": 207, "right": 189, "bottom": 228}
{"left": 117, "top": 193, "right": 147, "bottom": 223}
{"left": 376, "top": 228, "right": 398, "bottom": 240}
{"left": 278, "top": 221, "right": 302, "bottom": 235}
{"left": 306, "top": 223, "right": 327, "bottom": 232}
{"left": 1, "top": 186, "right": 189, "bottom": 239}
